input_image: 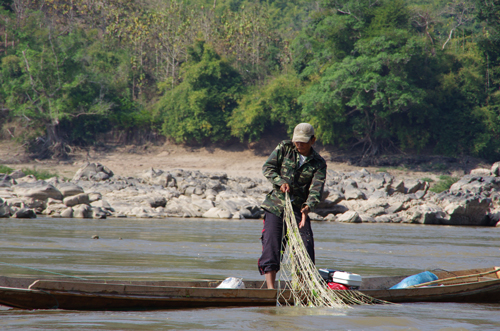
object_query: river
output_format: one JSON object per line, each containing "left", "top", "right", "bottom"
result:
{"left": 1, "top": 217, "right": 499, "bottom": 330}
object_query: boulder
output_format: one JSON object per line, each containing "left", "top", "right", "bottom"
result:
{"left": 13, "top": 182, "right": 63, "bottom": 200}
{"left": 88, "top": 192, "right": 102, "bottom": 203}
{"left": 43, "top": 203, "right": 68, "bottom": 215}
{"left": 308, "top": 212, "right": 324, "bottom": 221}
{"left": 15, "top": 175, "right": 37, "bottom": 184}
{"left": 399, "top": 204, "right": 447, "bottom": 224}
{"left": 441, "top": 195, "right": 491, "bottom": 225}
{"left": 57, "top": 183, "right": 84, "bottom": 198}
{"left": 12, "top": 208, "right": 36, "bottom": 218}
{"left": 147, "top": 196, "right": 167, "bottom": 208}
{"left": 63, "top": 193, "right": 90, "bottom": 207}
{"left": 0, "top": 202, "right": 11, "bottom": 217}
{"left": 91, "top": 199, "right": 114, "bottom": 211}
{"left": 336, "top": 211, "right": 362, "bottom": 223}
{"left": 9, "top": 170, "right": 26, "bottom": 179}
{"left": 139, "top": 168, "right": 176, "bottom": 187}
{"left": 470, "top": 168, "right": 492, "bottom": 176}
{"left": 492, "top": 162, "right": 500, "bottom": 177}
{"left": 449, "top": 175, "right": 500, "bottom": 195}
{"left": 90, "top": 206, "right": 107, "bottom": 219}
{"left": 203, "top": 207, "right": 233, "bottom": 219}
{"left": 73, "top": 204, "right": 92, "bottom": 218}
{"left": 60, "top": 207, "right": 73, "bottom": 218}
{"left": 324, "top": 213, "right": 336, "bottom": 222}
{"left": 72, "top": 162, "right": 113, "bottom": 181}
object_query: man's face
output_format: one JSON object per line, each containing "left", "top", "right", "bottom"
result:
{"left": 294, "top": 137, "right": 316, "bottom": 156}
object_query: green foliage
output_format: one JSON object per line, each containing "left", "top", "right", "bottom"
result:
{"left": 20, "top": 167, "right": 59, "bottom": 180}
{"left": 155, "top": 42, "right": 243, "bottom": 143}
{"left": 229, "top": 74, "right": 304, "bottom": 141}
{"left": 0, "top": 0, "right": 499, "bottom": 161}
{"left": 300, "top": 30, "right": 429, "bottom": 155}
{"left": 429, "top": 175, "right": 460, "bottom": 193}
{"left": 420, "top": 177, "right": 434, "bottom": 183}
{"left": 0, "top": 165, "right": 14, "bottom": 174}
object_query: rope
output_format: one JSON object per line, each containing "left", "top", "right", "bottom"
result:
{"left": 0, "top": 261, "right": 88, "bottom": 280}
{"left": 276, "top": 193, "right": 390, "bottom": 307}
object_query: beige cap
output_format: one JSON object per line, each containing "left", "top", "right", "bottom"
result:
{"left": 292, "top": 123, "right": 315, "bottom": 143}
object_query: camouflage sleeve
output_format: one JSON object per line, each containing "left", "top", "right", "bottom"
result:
{"left": 262, "top": 142, "right": 288, "bottom": 187}
{"left": 304, "top": 163, "right": 327, "bottom": 211}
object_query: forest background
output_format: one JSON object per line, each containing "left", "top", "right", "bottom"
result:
{"left": 1, "top": 0, "right": 499, "bottom": 163}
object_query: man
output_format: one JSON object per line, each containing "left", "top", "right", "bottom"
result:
{"left": 258, "top": 123, "right": 327, "bottom": 289}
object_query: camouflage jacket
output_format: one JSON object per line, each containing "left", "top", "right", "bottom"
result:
{"left": 261, "top": 140, "right": 327, "bottom": 216}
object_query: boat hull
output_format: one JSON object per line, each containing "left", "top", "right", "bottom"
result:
{"left": 1, "top": 267, "right": 499, "bottom": 310}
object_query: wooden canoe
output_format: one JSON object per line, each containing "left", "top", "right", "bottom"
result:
{"left": 0, "top": 267, "right": 499, "bottom": 310}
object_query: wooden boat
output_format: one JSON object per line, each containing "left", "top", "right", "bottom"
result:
{"left": 0, "top": 267, "right": 499, "bottom": 310}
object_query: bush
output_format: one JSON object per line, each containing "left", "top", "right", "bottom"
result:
{"left": 429, "top": 175, "right": 459, "bottom": 193}
{"left": 21, "top": 167, "right": 59, "bottom": 180}
{"left": 0, "top": 164, "right": 14, "bottom": 174}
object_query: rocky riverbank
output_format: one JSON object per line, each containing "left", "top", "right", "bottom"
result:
{"left": 1, "top": 162, "right": 499, "bottom": 226}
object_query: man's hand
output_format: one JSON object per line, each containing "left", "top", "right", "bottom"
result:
{"left": 299, "top": 205, "right": 310, "bottom": 228}
{"left": 280, "top": 183, "right": 290, "bottom": 193}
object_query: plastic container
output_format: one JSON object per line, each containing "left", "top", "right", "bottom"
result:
{"left": 389, "top": 271, "right": 438, "bottom": 289}
{"left": 216, "top": 277, "right": 245, "bottom": 289}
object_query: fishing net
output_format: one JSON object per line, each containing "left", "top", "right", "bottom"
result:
{"left": 276, "top": 193, "right": 389, "bottom": 308}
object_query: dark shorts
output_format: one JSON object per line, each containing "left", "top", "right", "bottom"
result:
{"left": 257, "top": 209, "right": 315, "bottom": 275}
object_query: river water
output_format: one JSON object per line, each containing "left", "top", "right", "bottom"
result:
{"left": 1, "top": 217, "right": 499, "bottom": 330}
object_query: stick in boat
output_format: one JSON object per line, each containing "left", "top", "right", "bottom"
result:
{"left": 407, "top": 267, "right": 500, "bottom": 288}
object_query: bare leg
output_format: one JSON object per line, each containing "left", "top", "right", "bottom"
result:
{"left": 265, "top": 271, "right": 276, "bottom": 289}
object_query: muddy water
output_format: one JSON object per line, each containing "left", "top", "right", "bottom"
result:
{"left": 1, "top": 218, "right": 499, "bottom": 330}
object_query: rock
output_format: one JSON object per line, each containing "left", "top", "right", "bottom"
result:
{"left": 336, "top": 211, "right": 362, "bottom": 223}
{"left": 470, "top": 168, "right": 492, "bottom": 176}
{"left": 190, "top": 197, "right": 215, "bottom": 212}
{"left": 404, "top": 179, "right": 426, "bottom": 194}
{"left": 203, "top": 207, "right": 233, "bottom": 219}
{"left": 91, "top": 207, "right": 107, "bottom": 219}
{"left": 0, "top": 202, "right": 11, "bottom": 217}
{"left": 139, "top": 168, "right": 176, "bottom": 187}
{"left": 442, "top": 195, "right": 491, "bottom": 225}
{"left": 57, "top": 183, "right": 84, "bottom": 197}
{"left": 6, "top": 198, "right": 25, "bottom": 208}
{"left": 308, "top": 212, "right": 324, "bottom": 221}
{"left": 90, "top": 199, "right": 114, "bottom": 211}
{"left": 43, "top": 203, "right": 67, "bottom": 215}
{"left": 344, "top": 187, "right": 366, "bottom": 200}
{"left": 60, "top": 207, "right": 73, "bottom": 218}
{"left": 9, "top": 170, "right": 26, "bottom": 179}
{"left": 324, "top": 213, "right": 336, "bottom": 222}
{"left": 12, "top": 208, "right": 36, "bottom": 218}
{"left": 73, "top": 204, "right": 92, "bottom": 218}
{"left": 239, "top": 204, "right": 263, "bottom": 219}
{"left": 63, "top": 193, "right": 90, "bottom": 207}
{"left": 392, "top": 179, "right": 405, "bottom": 194}
{"left": 72, "top": 162, "right": 113, "bottom": 181}
{"left": 492, "top": 162, "right": 500, "bottom": 177}
{"left": 88, "top": 192, "right": 102, "bottom": 203}
{"left": 315, "top": 204, "right": 349, "bottom": 217}
{"left": 147, "top": 196, "right": 167, "bottom": 208}
{"left": 13, "top": 182, "right": 63, "bottom": 200}
{"left": 14, "top": 175, "right": 37, "bottom": 184}
{"left": 399, "top": 205, "right": 447, "bottom": 224}
{"left": 449, "top": 175, "right": 500, "bottom": 195}
{"left": 92, "top": 235, "right": 99, "bottom": 239}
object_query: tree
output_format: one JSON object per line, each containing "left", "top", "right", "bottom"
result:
{"left": 229, "top": 74, "right": 304, "bottom": 142}
{"left": 154, "top": 41, "right": 243, "bottom": 143}
{"left": 0, "top": 12, "right": 120, "bottom": 157}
